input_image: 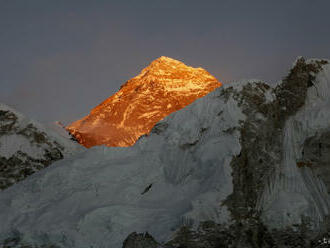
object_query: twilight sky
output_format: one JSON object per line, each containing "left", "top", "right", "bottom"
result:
{"left": 1, "top": 0, "right": 330, "bottom": 124}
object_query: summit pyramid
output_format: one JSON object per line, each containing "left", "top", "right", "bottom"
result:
{"left": 67, "top": 56, "right": 221, "bottom": 147}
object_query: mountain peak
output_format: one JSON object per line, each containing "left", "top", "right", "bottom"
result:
{"left": 67, "top": 57, "right": 221, "bottom": 147}
{"left": 154, "top": 56, "right": 179, "bottom": 63}
{"left": 133, "top": 56, "right": 218, "bottom": 86}
{"left": 148, "top": 56, "right": 188, "bottom": 68}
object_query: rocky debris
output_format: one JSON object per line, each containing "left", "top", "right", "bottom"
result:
{"left": 0, "top": 149, "right": 63, "bottom": 190}
{"left": 134, "top": 220, "right": 326, "bottom": 248}
{"left": 274, "top": 57, "right": 327, "bottom": 118}
{"left": 0, "top": 234, "right": 60, "bottom": 248}
{"left": 122, "top": 232, "right": 160, "bottom": 248}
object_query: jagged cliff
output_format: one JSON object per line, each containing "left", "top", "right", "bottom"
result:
{"left": 0, "top": 58, "right": 330, "bottom": 248}
{"left": 67, "top": 56, "right": 221, "bottom": 147}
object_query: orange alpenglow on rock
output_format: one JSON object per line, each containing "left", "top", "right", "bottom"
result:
{"left": 67, "top": 56, "right": 221, "bottom": 148}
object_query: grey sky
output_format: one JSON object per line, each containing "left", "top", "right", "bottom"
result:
{"left": 1, "top": 0, "right": 330, "bottom": 124}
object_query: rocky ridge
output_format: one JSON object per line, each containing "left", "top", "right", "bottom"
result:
{"left": 123, "top": 58, "right": 330, "bottom": 248}
{"left": 0, "top": 104, "right": 83, "bottom": 190}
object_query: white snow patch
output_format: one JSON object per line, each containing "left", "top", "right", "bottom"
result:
{"left": 264, "top": 89, "right": 276, "bottom": 103}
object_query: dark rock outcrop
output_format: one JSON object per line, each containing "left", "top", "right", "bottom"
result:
{"left": 122, "top": 232, "right": 160, "bottom": 248}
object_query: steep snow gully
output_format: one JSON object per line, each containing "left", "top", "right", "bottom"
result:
{"left": 0, "top": 58, "right": 330, "bottom": 247}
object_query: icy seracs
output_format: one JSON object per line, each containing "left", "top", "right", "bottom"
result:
{"left": 0, "top": 58, "right": 330, "bottom": 247}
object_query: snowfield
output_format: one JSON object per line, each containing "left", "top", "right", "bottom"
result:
{"left": 0, "top": 86, "right": 244, "bottom": 248}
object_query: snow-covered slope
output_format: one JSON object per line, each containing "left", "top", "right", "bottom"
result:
{"left": 0, "top": 83, "right": 241, "bottom": 247}
{"left": 0, "top": 104, "right": 84, "bottom": 190}
{"left": 0, "top": 58, "right": 330, "bottom": 248}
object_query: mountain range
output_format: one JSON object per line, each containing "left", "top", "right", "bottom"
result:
{"left": 0, "top": 57, "right": 330, "bottom": 248}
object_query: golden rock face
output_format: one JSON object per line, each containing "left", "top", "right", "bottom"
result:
{"left": 67, "top": 56, "right": 221, "bottom": 148}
